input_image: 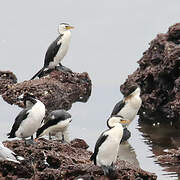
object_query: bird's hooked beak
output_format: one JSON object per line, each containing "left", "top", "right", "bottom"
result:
{"left": 66, "top": 25, "right": 74, "bottom": 30}
{"left": 120, "top": 119, "right": 130, "bottom": 125}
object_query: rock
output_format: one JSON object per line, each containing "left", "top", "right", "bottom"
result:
{"left": 0, "top": 69, "right": 92, "bottom": 113}
{"left": 121, "top": 23, "right": 180, "bottom": 123}
{"left": 0, "top": 139, "right": 157, "bottom": 179}
{"left": 0, "top": 71, "right": 17, "bottom": 95}
{"left": 156, "top": 147, "right": 180, "bottom": 174}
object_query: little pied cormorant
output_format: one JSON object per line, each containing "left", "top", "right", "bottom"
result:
{"left": 90, "top": 115, "right": 130, "bottom": 176}
{"left": 111, "top": 85, "right": 142, "bottom": 142}
{"left": 111, "top": 85, "right": 142, "bottom": 123}
{"left": 0, "top": 141, "right": 24, "bottom": 164}
{"left": 36, "top": 110, "right": 72, "bottom": 142}
{"left": 31, "top": 23, "right": 74, "bottom": 80}
{"left": 7, "top": 94, "right": 45, "bottom": 144}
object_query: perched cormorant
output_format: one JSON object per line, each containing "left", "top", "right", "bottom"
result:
{"left": 7, "top": 94, "right": 45, "bottom": 144}
{"left": 90, "top": 115, "right": 129, "bottom": 176}
{"left": 36, "top": 109, "right": 72, "bottom": 142}
{"left": 31, "top": 23, "right": 74, "bottom": 80}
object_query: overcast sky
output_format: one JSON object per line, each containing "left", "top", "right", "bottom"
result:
{"left": 0, "top": 1, "right": 180, "bottom": 179}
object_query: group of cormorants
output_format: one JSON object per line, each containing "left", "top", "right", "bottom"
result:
{"left": 0, "top": 23, "right": 142, "bottom": 177}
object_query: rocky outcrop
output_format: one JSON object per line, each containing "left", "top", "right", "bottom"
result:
{"left": 0, "top": 139, "right": 157, "bottom": 179}
{"left": 0, "top": 69, "right": 91, "bottom": 113}
{"left": 121, "top": 23, "right": 180, "bottom": 123}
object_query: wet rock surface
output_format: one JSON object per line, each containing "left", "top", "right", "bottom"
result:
{"left": 0, "top": 138, "right": 157, "bottom": 180}
{"left": 156, "top": 148, "right": 180, "bottom": 174}
{"left": 121, "top": 23, "right": 180, "bottom": 123}
{"left": 0, "top": 69, "right": 91, "bottom": 113}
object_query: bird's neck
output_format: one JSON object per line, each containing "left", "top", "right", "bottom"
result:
{"left": 61, "top": 30, "right": 71, "bottom": 39}
{"left": 33, "top": 100, "right": 45, "bottom": 110}
{"left": 125, "top": 91, "right": 140, "bottom": 102}
{"left": 110, "top": 124, "right": 123, "bottom": 139}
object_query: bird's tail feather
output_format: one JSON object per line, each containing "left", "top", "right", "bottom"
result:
{"left": 7, "top": 132, "right": 15, "bottom": 138}
{"left": 31, "top": 67, "right": 45, "bottom": 80}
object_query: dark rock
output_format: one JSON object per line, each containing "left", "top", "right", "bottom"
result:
{"left": 0, "top": 71, "right": 17, "bottom": 95}
{"left": 0, "top": 139, "right": 157, "bottom": 179}
{"left": 156, "top": 147, "right": 180, "bottom": 173}
{"left": 121, "top": 23, "right": 180, "bottom": 123}
{"left": 0, "top": 69, "right": 92, "bottom": 113}
{"left": 71, "top": 138, "right": 89, "bottom": 149}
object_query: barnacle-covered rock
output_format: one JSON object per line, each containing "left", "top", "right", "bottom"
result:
{"left": 0, "top": 69, "right": 91, "bottom": 113}
{"left": 0, "top": 139, "right": 157, "bottom": 179}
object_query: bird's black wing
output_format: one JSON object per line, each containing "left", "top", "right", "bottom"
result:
{"left": 7, "top": 108, "right": 30, "bottom": 138}
{"left": 44, "top": 35, "right": 63, "bottom": 67}
{"left": 120, "top": 127, "right": 131, "bottom": 143}
{"left": 36, "top": 118, "right": 60, "bottom": 138}
{"left": 90, "top": 131, "right": 108, "bottom": 165}
{"left": 111, "top": 100, "right": 125, "bottom": 116}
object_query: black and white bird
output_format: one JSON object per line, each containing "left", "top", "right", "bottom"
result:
{"left": 7, "top": 94, "right": 45, "bottom": 144}
{"left": 111, "top": 85, "right": 142, "bottom": 125}
{"left": 90, "top": 115, "right": 129, "bottom": 176}
{"left": 31, "top": 23, "right": 74, "bottom": 80}
{"left": 0, "top": 142, "right": 24, "bottom": 163}
{"left": 36, "top": 110, "right": 72, "bottom": 142}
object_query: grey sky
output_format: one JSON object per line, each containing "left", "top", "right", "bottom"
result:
{"left": 0, "top": 1, "right": 180, "bottom": 179}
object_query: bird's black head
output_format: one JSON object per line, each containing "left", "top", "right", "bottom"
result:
{"left": 49, "top": 109, "right": 71, "bottom": 122}
{"left": 58, "top": 23, "right": 74, "bottom": 34}
{"left": 60, "top": 23, "right": 70, "bottom": 26}
{"left": 107, "top": 115, "right": 130, "bottom": 128}
{"left": 124, "top": 84, "right": 140, "bottom": 97}
{"left": 23, "top": 93, "right": 37, "bottom": 106}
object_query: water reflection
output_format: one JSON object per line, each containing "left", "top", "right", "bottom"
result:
{"left": 118, "top": 141, "right": 140, "bottom": 168}
{"left": 138, "top": 120, "right": 180, "bottom": 178}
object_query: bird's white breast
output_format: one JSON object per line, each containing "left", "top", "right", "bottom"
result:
{"left": 40, "top": 118, "right": 71, "bottom": 137}
{"left": 119, "top": 94, "right": 142, "bottom": 124}
{"left": 16, "top": 100, "right": 45, "bottom": 138}
{"left": 52, "top": 31, "right": 71, "bottom": 66}
{"left": 96, "top": 124, "right": 123, "bottom": 167}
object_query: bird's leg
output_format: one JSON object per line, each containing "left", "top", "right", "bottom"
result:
{"left": 102, "top": 165, "right": 116, "bottom": 176}
{"left": 49, "top": 133, "right": 52, "bottom": 140}
{"left": 24, "top": 136, "right": 36, "bottom": 146}
{"left": 56, "top": 63, "right": 72, "bottom": 73}
{"left": 61, "top": 133, "right": 65, "bottom": 143}
{"left": 101, "top": 165, "right": 110, "bottom": 176}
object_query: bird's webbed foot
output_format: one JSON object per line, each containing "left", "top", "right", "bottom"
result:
{"left": 24, "top": 138, "right": 36, "bottom": 146}
{"left": 102, "top": 165, "right": 116, "bottom": 176}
